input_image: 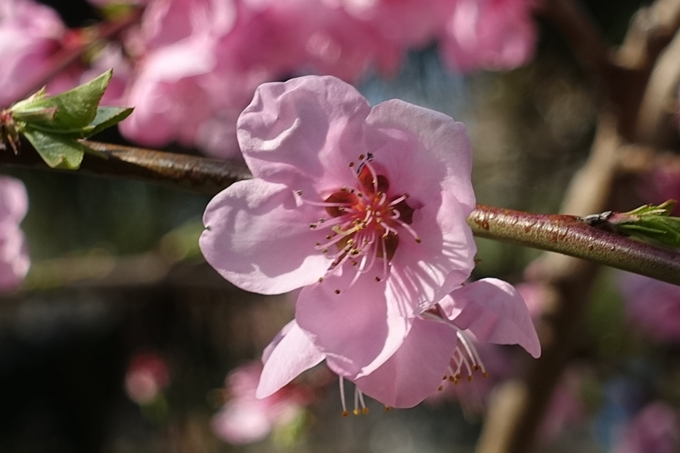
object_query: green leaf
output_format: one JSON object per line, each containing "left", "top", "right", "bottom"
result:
{"left": 82, "top": 106, "right": 134, "bottom": 137}
{"left": 22, "top": 127, "right": 85, "bottom": 170}
{"left": 11, "top": 70, "right": 113, "bottom": 129}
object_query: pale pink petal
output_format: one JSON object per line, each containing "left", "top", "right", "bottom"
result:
{"left": 441, "top": 278, "right": 541, "bottom": 358}
{"left": 441, "top": 0, "right": 537, "bottom": 72}
{"left": 0, "top": 176, "right": 28, "bottom": 222}
{"left": 386, "top": 190, "right": 476, "bottom": 317}
{"left": 212, "top": 401, "right": 272, "bottom": 444}
{"left": 256, "top": 321, "right": 325, "bottom": 398}
{"left": 353, "top": 317, "right": 458, "bottom": 408}
{"left": 366, "top": 99, "right": 475, "bottom": 213}
{"left": 296, "top": 268, "right": 411, "bottom": 379}
{"left": 236, "top": 75, "right": 372, "bottom": 191}
{"left": 200, "top": 179, "right": 334, "bottom": 295}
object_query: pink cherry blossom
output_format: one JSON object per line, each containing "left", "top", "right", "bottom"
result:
{"left": 201, "top": 75, "right": 477, "bottom": 383}
{"left": 326, "top": 0, "right": 455, "bottom": 48}
{"left": 124, "top": 351, "right": 170, "bottom": 405}
{"left": 212, "top": 361, "right": 313, "bottom": 445}
{"left": 0, "top": 0, "right": 78, "bottom": 107}
{"left": 619, "top": 272, "right": 680, "bottom": 343}
{"left": 613, "top": 402, "right": 680, "bottom": 453}
{"left": 440, "top": 0, "right": 538, "bottom": 72}
{"left": 256, "top": 278, "right": 539, "bottom": 409}
{"left": 0, "top": 176, "right": 29, "bottom": 291}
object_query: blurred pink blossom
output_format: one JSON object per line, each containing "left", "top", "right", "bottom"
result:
{"left": 440, "top": 0, "right": 537, "bottom": 72}
{"left": 326, "top": 0, "right": 455, "bottom": 47}
{"left": 640, "top": 162, "right": 680, "bottom": 215}
{"left": 539, "top": 367, "right": 587, "bottom": 443}
{"left": 0, "top": 0, "right": 78, "bottom": 107}
{"left": 516, "top": 281, "right": 551, "bottom": 320}
{"left": 614, "top": 402, "right": 680, "bottom": 453}
{"left": 0, "top": 176, "right": 29, "bottom": 291}
{"left": 212, "top": 361, "right": 312, "bottom": 445}
{"left": 124, "top": 351, "right": 170, "bottom": 405}
{"left": 619, "top": 272, "right": 680, "bottom": 343}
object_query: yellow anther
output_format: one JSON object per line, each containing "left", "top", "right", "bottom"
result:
{"left": 353, "top": 409, "right": 361, "bottom": 416}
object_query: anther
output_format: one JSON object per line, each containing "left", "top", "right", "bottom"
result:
{"left": 482, "top": 372, "right": 489, "bottom": 378}
{"left": 349, "top": 162, "right": 355, "bottom": 168}
{"left": 353, "top": 409, "right": 361, "bottom": 416}
{"left": 334, "top": 289, "right": 341, "bottom": 294}
{"left": 438, "top": 385, "right": 444, "bottom": 391}
{"left": 322, "top": 248, "right": 328, "bottom": 253}
{"left": 467, "top": 376, "right": 473, "bottom": 382}
{"left": 342, "top": 411, "right": 349, "bottom": 417}
{"left": 295, "top": 190, "right": 302, "bottom": 196}
{"left": 309, "top": 224, "right": 317, "bottom": 229}
{"left": 362, "top": 408, "right": 369, "bottom": 415}
{"left": 375, "top": 277, "right": 381, "bottom": 282}
{"left": 359, "top": 154, "right": 365, "bottom": 160}
{"left": 318, "top": 277, "right": 324, "bottom": 283}
{"left": 415, "top": 238, "right": 422, "bottom": 243}
{"left": 385, "top": 406, "right": 393, "bottom": 412}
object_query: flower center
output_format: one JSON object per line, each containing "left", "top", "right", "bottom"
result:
{"left": 303, "top": 154, "right": 420, "bottom": 285}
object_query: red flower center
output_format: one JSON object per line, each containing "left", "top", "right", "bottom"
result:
{"left": 304, "top": 154, "right": 420, "bottom": 285}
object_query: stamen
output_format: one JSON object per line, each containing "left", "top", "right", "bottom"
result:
{"left": 339, "top": 377, "right": 349, "bottom": 417}
{"left": 393, "top": 218, "right": 421, "bottom": 243}
{"left": 388, "top": 194, "right": 409, "bottom": 207}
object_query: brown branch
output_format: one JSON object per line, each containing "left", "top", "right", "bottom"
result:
{"left": 469, "top": 205, "right": 680, "bottom": 286}
{"left": 1, "top": 138, "right": 251, "bottom": 195}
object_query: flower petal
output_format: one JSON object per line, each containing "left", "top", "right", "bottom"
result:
{"left": 295, "top": 268, "right": 411, "bottom": 379}
{"left": 366, "top": 99, "right": 475, "bottom": 214}
{"left": 200, "top": 179, "right": 333, "bottom": 294}
{"left": 386, "top": 190, "right": 476, "bottom": 317}
{"left": 353, "top": 316, "right": 458, "bottom": 408}
{"left": 237, "top": 75, "right": 372, "bottom": 191}
{"left": 440, "top": 278, "right": 541, "bottom": 358}
{"left": 256, "top": 321, "right": 325, "bottom": 398}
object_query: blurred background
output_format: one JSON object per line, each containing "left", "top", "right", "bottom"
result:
{"left": 2, "top": 0, "right": 680, "bottom": 452}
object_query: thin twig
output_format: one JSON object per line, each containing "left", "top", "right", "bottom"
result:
{"left": 468, "top": 205, "right": 680, "bottom": 286}
{"left": 3, "top": 138, "right": 679, "bottom": 286}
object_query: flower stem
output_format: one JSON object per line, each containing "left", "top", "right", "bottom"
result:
{"left": 467, "top": 206, "right": 680, "bottom": 285}
{"left": 3, "top": 138, "right": 679, "bottom": 285}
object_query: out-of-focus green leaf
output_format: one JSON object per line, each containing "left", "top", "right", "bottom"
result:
{"left": 22, "top": 128, "right": 85, "bottom": 170}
